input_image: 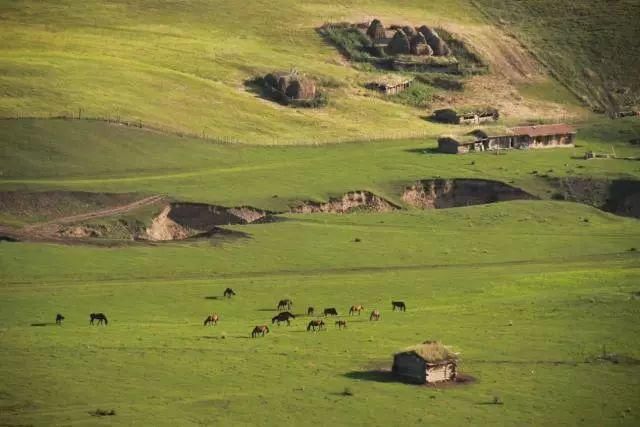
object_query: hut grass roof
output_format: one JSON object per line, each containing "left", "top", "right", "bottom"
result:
{"left": 370, "top": 74, "right": 412, "bottom": 87}
{"left": 397, "top": 341, "right": 458, "bottom": 363}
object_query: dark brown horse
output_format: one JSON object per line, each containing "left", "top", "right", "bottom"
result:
{"left": 277, "top": 299, "right": 293, "bottom": 311}
{"left": 307, "top": 306, "right": 314, "bottom": 316}
{"left": 335, "top": 320, "right": 347, "bottom": 329}
{"left": 307, "top": 319, "right": 325, "bottom": 331}
{"left": 223, "top": 288, "right": 236, "bottom": 298}
{"left": 323, "top": 307, "right": 338, "bottom": 316}
{"left": 272, "top": 311, "right": 295, "bottom": 326}
{"left": 392, "top": 301, "right": 406, "bottom": 311}
{"left": 369, "top": 310, "right": 381, "bottom": 321}
{"left": 55, "top": 314, "right": 64, "bottom": 325}
{"left": 252, "top": 325, "right": 269, "bottom": 337}
{"left": 349, "top": 305, "right": 364, "bottom": 316}
{"left": 204, "top": 313, "right": 219, "bottom": 326}
{"left": 89, "top": 313, "right": 108, "bottom": 325}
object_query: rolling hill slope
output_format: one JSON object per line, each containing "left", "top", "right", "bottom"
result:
{"left": 0, "top": 0, "right": 599, "bottom": 144}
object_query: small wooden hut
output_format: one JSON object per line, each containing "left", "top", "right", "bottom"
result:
{"left": 366, "top": 75, "right": 413, "bottom": 95}
{"left": 392, "top": 341, "right": 457, "bottom": 384}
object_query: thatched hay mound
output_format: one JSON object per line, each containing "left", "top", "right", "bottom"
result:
{"left": 264, "top": 71, "right": 317, "bottom": 101}
{"left": 417, "top": 25, "right": 450, "bottom": 56}
{"left": 417, "top": 25, "right": 438, "bottom": 40}
{"left": 366, "top": 19, "right": 385, "bottom": 40}
{"left": 401, "top": 341, "right": 457, "bottom": 363}
{"left": 430, "top": 37, "right": 451, "bottom": 56}
{"left": 285, "top": 78, "right": 316, "bottom": 100}
{"left": 410, "top": 33, "right": 433, "bottom": 56}
{"left": 402, "top": 26, "right": 417, "bottom": 37}
{"left": 386, "top": 29, "right": 410, "bottom": 55}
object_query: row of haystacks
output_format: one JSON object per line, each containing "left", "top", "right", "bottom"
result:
{"left": 366, "top": 19, "right": 451, "bottom": 57}
{"left": 261, "top": 69, "right": 327, "bottom": 108}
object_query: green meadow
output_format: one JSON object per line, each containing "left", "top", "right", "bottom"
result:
{"left": 1, "top": 0, "right": 640, "bottom": 425}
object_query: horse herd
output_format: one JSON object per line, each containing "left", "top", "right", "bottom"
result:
{"left": 220, "top": 290, "right": 407, "bottom": 338}
{"left": 50, "top": 288, "right": 407, "bottom": 338}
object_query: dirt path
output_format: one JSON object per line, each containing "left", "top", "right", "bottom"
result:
{"left": 24, "top": 195, "right": 166, "bottom": 230}
{"left": 0, "top": 195, "right": 166, "bottom": 242}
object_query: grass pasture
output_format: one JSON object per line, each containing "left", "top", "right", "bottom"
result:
{"left": 1, "top": 203, "right": 639, "bottom": 426}
{"left": 1, "top": 0, "right": 640, "bottom": 425}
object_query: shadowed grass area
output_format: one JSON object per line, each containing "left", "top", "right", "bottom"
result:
{"left": 473, "top": 0, "right": 640, "bottom": 112}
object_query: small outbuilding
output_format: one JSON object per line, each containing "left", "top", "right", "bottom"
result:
{"left": 366, "top": 75, "right": 413, "bottom": 95}
{"left": 432, "top": 107, "right": 499, "bottom": 125}
{"left": 392, "top": 341, "right": 458, "bottom": 384}
{"left": 437, "top": 123, "right": 577, "bottom": 154}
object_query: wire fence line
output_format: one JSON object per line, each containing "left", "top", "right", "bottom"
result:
{"left": 1, "top": 112, "right": 437, "bottom": 146}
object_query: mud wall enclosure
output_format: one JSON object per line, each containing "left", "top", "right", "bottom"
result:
{"left": 402, "top": 179, "right": 536, "bottom": 209}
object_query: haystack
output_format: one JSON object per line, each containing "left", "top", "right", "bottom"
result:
{"left": 429, "top": 37, "right": 451, "bottom": 56}
{"left": 417, "top": 25, "right": 450, "bottom": 56}
{"left": 402, "top": 25, "right": 417, "bottom": 37}
{"left": 386, "top": 29, "right": 410, "bottom": 55}
{"left": 366, "top": 19, "right": 386, "bottom": 40}
{"left": 410, "top": 33, "right": 433, "bottom": 56}
{"left": 285, "top": 78, "right": 317, "bottom": 100}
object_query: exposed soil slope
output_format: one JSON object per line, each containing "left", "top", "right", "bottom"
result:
{"left": 144, "top": 203, "right": 268, "bottom": 241}
{"left": 402, "top": 179, "right": 536, "bottom": 209}
{"left": 550, "top": 178, "right": 640, "bottom": 218}
{"left": 291, "top": 191, "right": 398, "bottom": 214}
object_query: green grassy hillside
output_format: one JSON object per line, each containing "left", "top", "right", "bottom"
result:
{"left": 1, "top": 119, "right": 638, "bottom": 210}
{"left": 473, "top": 0, "right": 640, "bottom": 112}
{"left": 0, "top": 0, "right": 600, "bottom": 144}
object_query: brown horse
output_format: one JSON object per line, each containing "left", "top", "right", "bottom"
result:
{"left": 277, "top": 299, "right": 293, "bottom": 311}
{"left": 349, "top": 305, "right": 364, "bottom": 316}
{"left": 204, "top": 314, "right": 219, "bottom": 326}
{"left": 223, "top": 288, "right": 236, "bottom": 298}
{"left": 272, "top": 311, "right": 295, "bottom": 326}
{"left": 252, "top": 325, "right": 270, "bottom": 337}
{"left": 307, "top": 306, "right": 314, "bottom": 316}
{"left": 335, "top": 320, "right": 347, "bottom": 329}
{"left": 392, "top": 301, "right": 406, "bottom": 311}
{"left": 307, "top": 319, "right": 325, "bottom": 331}
{"left": 89, "top": 313, "right": 108, "bottom": 325}
{"left": 369, "top": 310, "right": 381, "bottom": 321}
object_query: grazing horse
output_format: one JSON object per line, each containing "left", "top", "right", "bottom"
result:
{"left": 392, "top": 301, "right": 406, "bottom": 311}
{"left": 349, "top": 305, "right": 365, "bottom": 316}
{"left": 307, "top": 306, "right": 314, "bottom": 316}
{"left": 272, "top": 311, "right": 295, "bottom": 326}
{"left": 335, "top": 320, "right": 347, "bottom": 329}
{"left": 307, "top": 319, "right": 325, "bottom": 331}
{"left": 277, "top": 299, "right": 293, "bottom": 311}
{"left": 251, "top": 325, "right": 269, "bottom": 338}
{"left": 55, "top": 314, "right": 64, "bottom": 325}
{"left": 204, "top": 313, "right": 219, "bottom": 326}
{"left": 323, "top": 307, "right": 338, "bottom": 316}
{"left": 369, "top": 310, "right": 381, "bottom": 321}
{"left": 89, "top": 313, "right": 108, "bottom": 325}
{"left": 223, "top": 288, "right": 236, "bottom": 298}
